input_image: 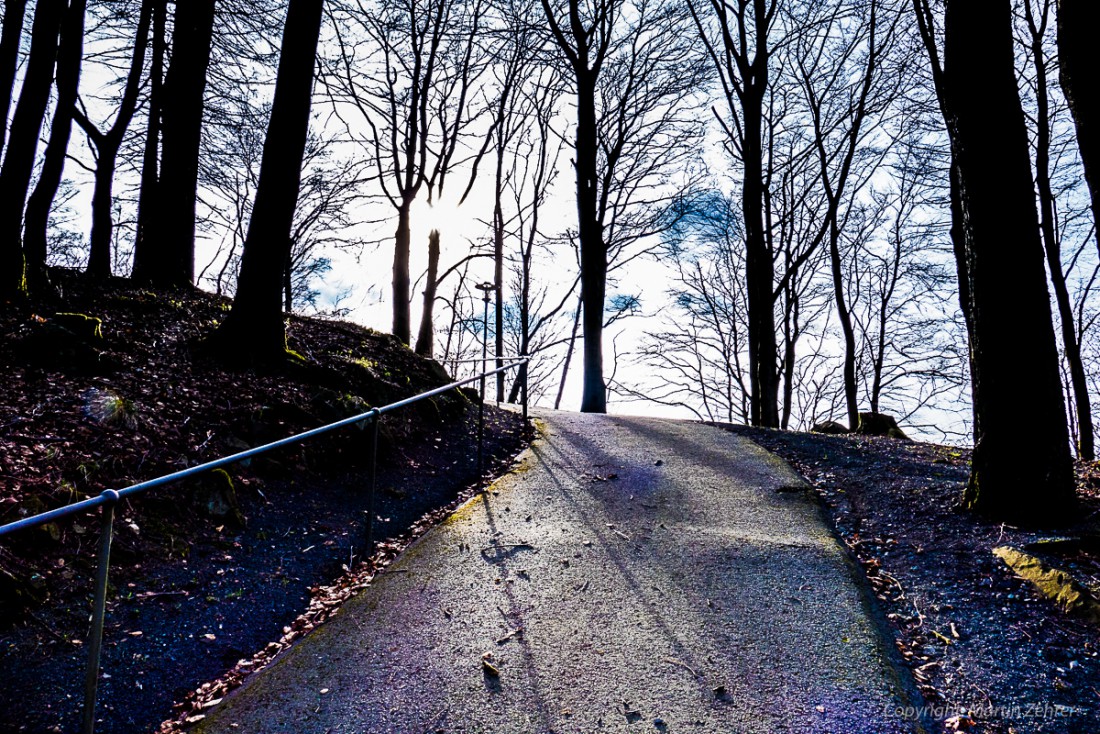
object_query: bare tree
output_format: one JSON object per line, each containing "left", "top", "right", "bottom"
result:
{"left": 688, "top": 0, "right": 782, "bottom": 426}
{"left": 0, "top": 0, "right": 29, "bottom": 156}
{"left": 0, "top": 0, "right": 65, "bottom": 301}
{"left": 1018, "top": 0, "right": 1094, "bottom": 459}
{"left": 73, "top": 0, "right": 153, "bottom": 279}
{"left": 794, "top": 0, "right": 902, "bottom": 430}
{"left": 1055, "top": 0, "right": 1098, "bottom": 256}
{"left": 197, "top": 106, "right": 371, "bottom": 314}
{"left": 540, "top": 0, "right": 708, "bottom": 412}
{"left": 213, "top": 0, "right": 325, "bottom": 360}
{"left": 21, "top": 0, "right": 87, "bottom": 294}
{"left": 632, "top": 191, "right": 751, "bottom": 422}
{"left": 325, "top": 0, "right": 489, "bottom": 348}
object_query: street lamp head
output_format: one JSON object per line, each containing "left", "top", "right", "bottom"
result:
{"left": 474, "top": 281, "right": 497, "bottom": 301}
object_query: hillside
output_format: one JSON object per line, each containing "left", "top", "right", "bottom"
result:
{"left": 0, "top": 271, "right": 530, "bottom": 734}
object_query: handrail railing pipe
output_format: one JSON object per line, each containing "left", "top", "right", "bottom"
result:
{"left": 0, "top": 359, "right": 528, "bottom": 734}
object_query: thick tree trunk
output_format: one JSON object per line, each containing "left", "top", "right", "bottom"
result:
{"left": 575, "top": 73, "right": 607, "bottom": 413}
{"left": 132, "top": 0, "right": 167, "bottom": 284}
{"left": 0, "top": 0, "right": 63, "bottom": 301}
{"left": 23, "top": 0, "right": 87, "bottom": 292}
{"left": 414, "top": 228, "right": 441, "bottom": 356}
{"left": 156, "top": 0, "right": 215, "bottom": 287}
{"left": 1057, "top": 0, "right": 1099, "bottom": 255}
{"left": 0, "top": 0, "right": 28, "bottom": 155}
{"left": 213, "top": 0, "right": 322, "bottom": 361}
{"left": 392, "top": 198, "right": 412, "bottom": 344}
{"left": 942, "top": 0, "right": 1073, "bottom": 523}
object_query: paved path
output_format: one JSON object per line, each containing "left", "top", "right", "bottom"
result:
{"left": 194, "top": 412, "right": 922, "bottom": 733}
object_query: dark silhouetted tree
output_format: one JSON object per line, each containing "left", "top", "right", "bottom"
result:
{"left": 0, "top": 0, "right": 64, "bottom": 301}
{"left": 213, "top": 0, "right": 324, "bottom": 361}
{"left": 0, "top": 0, "right": 28, "bottom": 156}
{"left": 74, "top": 0, "right": 153, "bottom": 279}
{"left": 1056, "top": 0, "right": 1099, "bottom": 256}
{"left": 914, "top": 0, "right": 1074, "bottom": 523}
{"left": 21, "top": 0, "right": 87, "bottom": 294}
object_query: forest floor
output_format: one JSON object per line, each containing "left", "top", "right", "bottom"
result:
{"left": 726, "top": 425, "right": 1100, "bottom": 734}
{"left": 0, "top": 271, "right": 530, "bottom": 734}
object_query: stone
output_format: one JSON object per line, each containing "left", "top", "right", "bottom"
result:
{"left": 854, "top": 412, "right": 910, "bottom": 441}
{"left": 811, "top": 420, "right": 849, "bottom": 435}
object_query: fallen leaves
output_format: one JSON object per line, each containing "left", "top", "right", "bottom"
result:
{"left": 480, "top": 652, "right": 500, "bottom": 677}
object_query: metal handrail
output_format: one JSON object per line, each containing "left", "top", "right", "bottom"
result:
{"left": 448, "top": 355, "right": 525, "bottom": 363}
{"left": 0, "top": 357, "right": 529, "bottom": 734}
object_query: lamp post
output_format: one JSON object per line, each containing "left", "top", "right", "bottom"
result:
{"left": 474, "top": 281, "right": 497, "bottom": 477}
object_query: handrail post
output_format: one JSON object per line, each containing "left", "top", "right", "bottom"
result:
{"left": 83, "top": 489, "right": 119, "bottom": 734}
{"left": 522, "top": 358, "right": 528, "bottom": 422}
{"left": 477, "top": 379, "right": 485, "bottom": 479}
{"left": 475, "top": 281, "right": 495, "bottom": 480}
{"left": 365, "top": 413, "right": 380, "bottom": 555}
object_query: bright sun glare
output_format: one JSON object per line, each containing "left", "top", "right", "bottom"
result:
{"left": 408, "top": 197, "right": 473, "bottom": 243}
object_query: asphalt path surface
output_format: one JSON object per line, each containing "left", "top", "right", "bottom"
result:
{"left": 193, "top": 411, "right": 923, "bottom": 733}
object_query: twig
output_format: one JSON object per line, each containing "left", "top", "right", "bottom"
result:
{"left": 135, "top": 590, "right": 189, "bottom": 599}
{"left": 481, "top": 543, "right": 535, "bottom": 552}
{"left": 421, "top": 709, "right": 447, "bottom": 733}
{"left": 27, "top": 611, "right": 63, "bottom": 641}
{"left": 495, "top": 627, "right": 523, "bottom": 644}
{"left": 663, "top": 657, "right": 699, "bottom": 677}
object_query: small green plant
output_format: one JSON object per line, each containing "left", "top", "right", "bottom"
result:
{"left": 81, "top": 388, "right": 139, "bottom": 429}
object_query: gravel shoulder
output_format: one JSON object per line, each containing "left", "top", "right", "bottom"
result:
{"left": 725, "top": 425, "right": 1100, "bottom": 734}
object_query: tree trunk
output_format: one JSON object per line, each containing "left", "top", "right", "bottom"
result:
{"left": 86, "top": 143, "right": 120, "bottom": 278}
{"left": 0, "top": 0, "right": 64, "bottom": 301}
{"left": 77, "top": 0, "right": 150, "bottom": 280}
{"left": 156, "top": 0, "right": 215, "bottom": 288}
{"left": 132, "top": 0, "right": 167, "bottom": 284}
{"left": 284, "top": 254, "right": 293, "bottom": 312}
{"left": 827, "top": 221, "right": 859, "bottom": 431}
{"left": 870, "top": 229, "right": 901, "bottom": 415}
{"left": 0, "top": 0, "right": 29, "bottom": 155}
{"left": 494, "top": 186, "right": 505, "bottom": 402}
{"left": 941, "top": 0, "right": 1073, "bottom": 523}
{"left": 414, "top": 228, "right": 441, "bottom": 356}
{"left": 1028, "top": 2, "right": 1094, "bottom": 460}
{"left": 213, "top": 0, "right": 322, "bottom": 362}
{"left": 1057, "top": 0, "right": 1100, "bottom": 255}
{"left": 555, "top": 294, "right": 582, "bottom": 410}
{"left": 391, "top": 198, "right": 413, "bottom": 344}
{"left": 23, "top": 0, "right": 87, "bottom": 292}
{"left": 780, "top": 294, "right": 796, "bottom": 430}
{"left": 740, "top": 17, "right": 779, "bottom": 428}
{"left": 575, "top": 73, "right": 607, "bottom": 413}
